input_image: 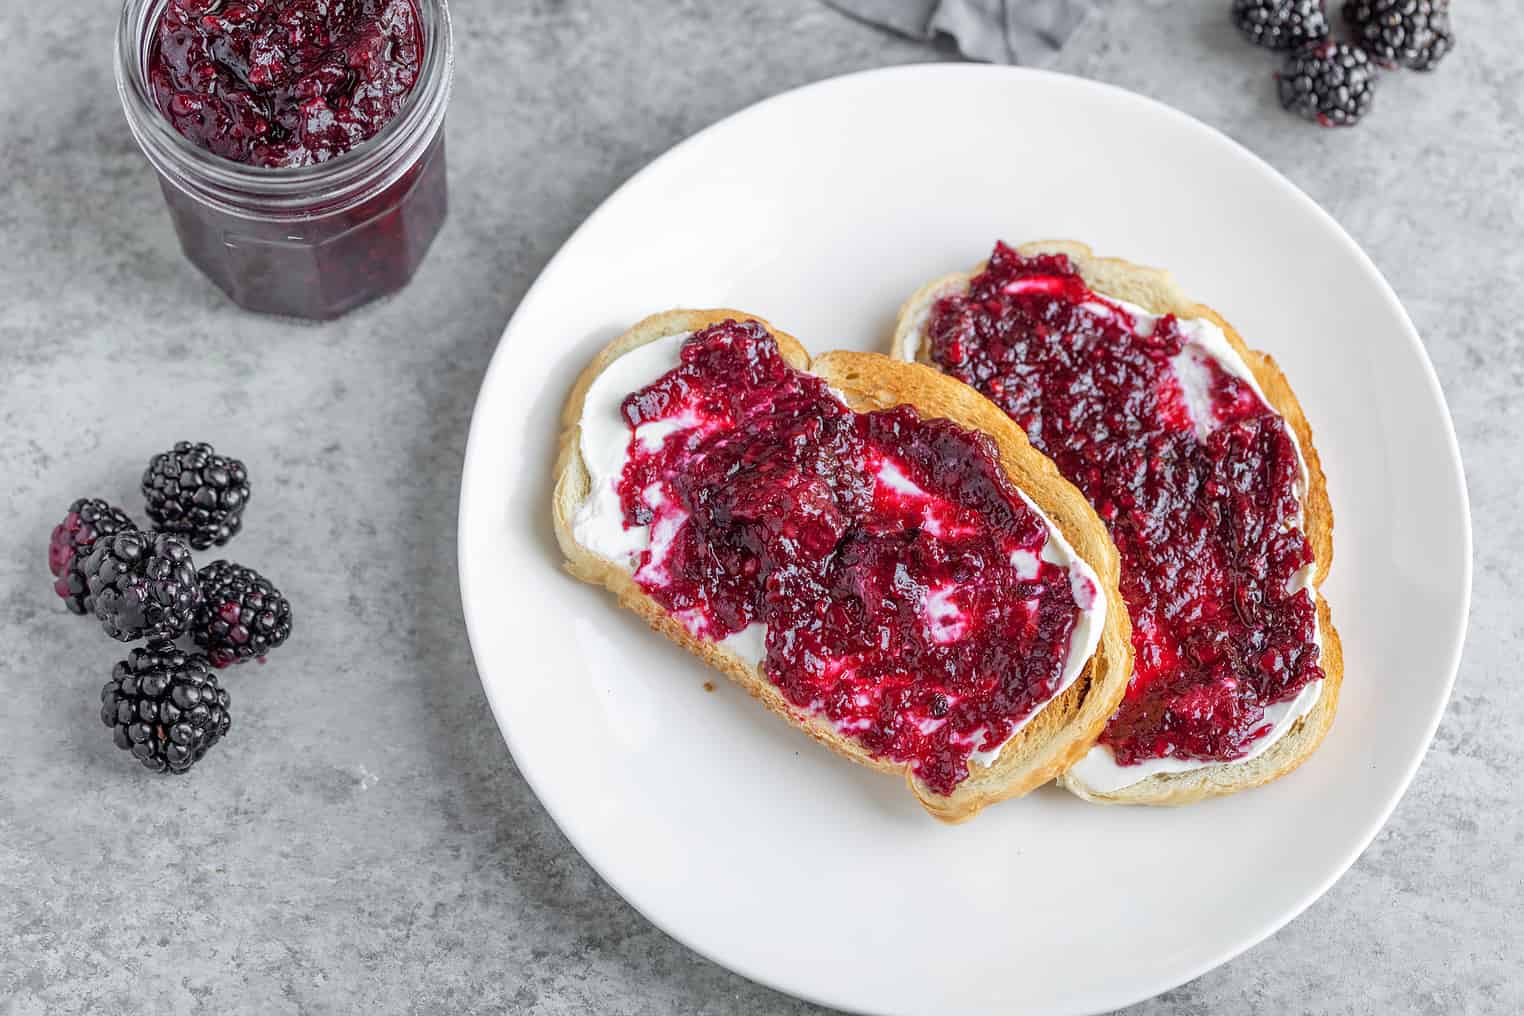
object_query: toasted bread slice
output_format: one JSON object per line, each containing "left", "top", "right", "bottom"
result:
{"left": 553, "top": 308, "right": 1132, "bottom": 822}
{"left": 891, "top": 242, "right": 1342, "bottom": 806}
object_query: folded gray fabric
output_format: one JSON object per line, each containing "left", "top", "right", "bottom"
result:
{"left": 823, "top": 0, "right": 1091, "bottom": 64}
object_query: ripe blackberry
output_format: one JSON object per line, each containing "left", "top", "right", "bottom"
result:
{"left": 81, "top": 530, "right": 203, "bottom": 641}
{"left": 100, "top": 640, "right": 230, "bottom": 774}
{"left": 49, "top": 499, "right": 137, "bottom": 614}
{"left": 142, "top": 441, "right": 251, "bottom": 550}
{"left": 1343, "top": 0, "right": 1452, "bottom": 71}
{"left": 1232, "top": 0, "right": 1329, "bottom": 51}
{"left": 194, "top": 560, "right": 293, "bottom": 666}
{"left": 1277, "top": 42, "right": 1377, "bottom": 127}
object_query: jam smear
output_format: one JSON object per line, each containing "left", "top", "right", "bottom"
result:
{"left": 926, "top": 243, "right": 1322, "bottom": 767}
{"left": 614, "top": 321, "right": 1090, "bottom": 795}
{"left": 149, "top": 0, "right": 424, "bottom": 167}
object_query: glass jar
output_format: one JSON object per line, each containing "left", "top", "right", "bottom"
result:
{"left": 114, "top": 0, "right": 454, "bottom": 320}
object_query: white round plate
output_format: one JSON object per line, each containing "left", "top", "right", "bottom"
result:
{"left": 459, "top": 66, "right": 1470, "bottom": 1015}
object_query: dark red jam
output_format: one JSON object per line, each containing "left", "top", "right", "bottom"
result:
{"left": 613, "top": 320, "right": 1093, "bottom": 795}
{"left": 149, "top": 0, "right": 424, "bottom": 168}
{"left": 152, "top": 133, "right": 447, "bottom": 320}
{"left": 926, "top": 243, "right": 1322, "bottom": 767}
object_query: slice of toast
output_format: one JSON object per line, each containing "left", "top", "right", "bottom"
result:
{"left": 553, "top": 308, "right": 1133, "bottom": 823}
{"left": 891, "top": 242, "right": 1343, "bottom": 806}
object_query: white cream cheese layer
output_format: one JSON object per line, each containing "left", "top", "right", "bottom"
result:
{"left": 572, "top": 330, "right": 1107, "bottom": 766}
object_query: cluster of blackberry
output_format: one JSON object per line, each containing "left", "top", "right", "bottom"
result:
{"left": 47, "top": 442, "right": 293, "bottom": 774}
{"left": 1230, "top": 0, "right": 1453, "bottom": 127}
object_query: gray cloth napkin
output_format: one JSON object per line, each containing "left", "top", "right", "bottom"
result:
{"left": 823, "top": 0, "right": 1091, "bottom": 64}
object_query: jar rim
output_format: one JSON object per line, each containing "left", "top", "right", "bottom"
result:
{"left": 115, "top": 0, "right": 453, "bottom": 218}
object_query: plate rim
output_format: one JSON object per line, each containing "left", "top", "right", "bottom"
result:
{"left": 457, "top": 62, "right": 1474, "bottom": 1015}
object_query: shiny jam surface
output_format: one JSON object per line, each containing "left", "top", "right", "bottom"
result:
{"left": 149, "top": 0, "right": 423, "bottom": 167}
{"left": 926, "top": 244, "right": 1322, "bottom": 766}
{"left": 614, "top": 320, "right": 1089, "bottom": 795}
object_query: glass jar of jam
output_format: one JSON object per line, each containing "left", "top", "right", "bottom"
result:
{"left": 115, "top": 0, "right": 454, "bottom": 320}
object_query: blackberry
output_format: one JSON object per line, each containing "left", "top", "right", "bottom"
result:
{"left": 81, "top": 530, "right": 203, "bottom": 641}
{"left": 49, "top": 499, "right": 137, "bottom": 614}
{"left": 1232, "top": 0, "right": 1329, "bottom": 51}
{"left": 1277, "top": 42, "right": 1377, "bottom": 127}
{"left": 100, "top": 640, "right": 230, "bottom": 774}
{"left": 1343, "top": 0, "right": 1452, "bottom": 71}
{"left": 142, "top": 441, "right": 251, "bottom": 550}
{"left": 194, "top": 560, "right": 293, "bottom": 666}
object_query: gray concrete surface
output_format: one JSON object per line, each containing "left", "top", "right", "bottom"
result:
{"left": 2, "top": 1, "right": 1519, "bottom": 1012}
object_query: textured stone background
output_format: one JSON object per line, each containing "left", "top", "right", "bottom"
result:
{"left": 2, "top": 1, "right": 1519, "bottom": 1013}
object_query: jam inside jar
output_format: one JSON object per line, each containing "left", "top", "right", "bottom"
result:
{"left": 115, "top": 0, "right": 454, "bottom": 320}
